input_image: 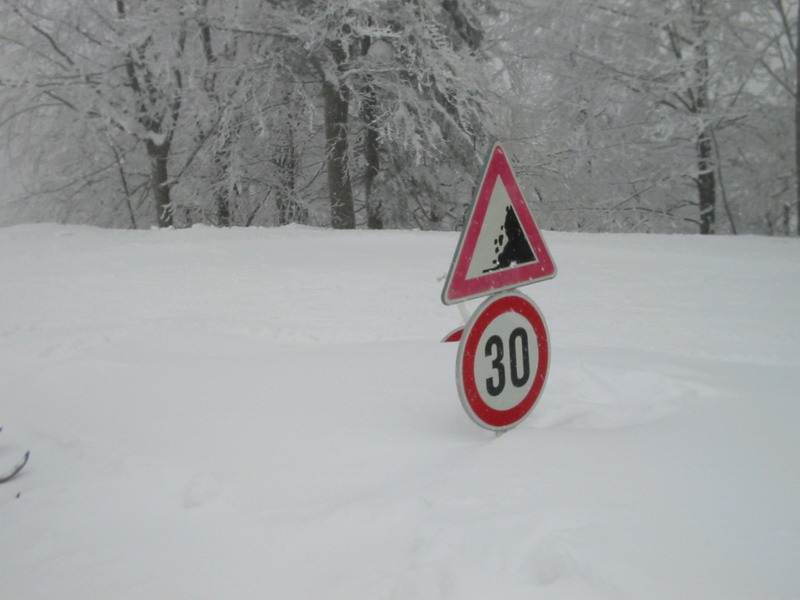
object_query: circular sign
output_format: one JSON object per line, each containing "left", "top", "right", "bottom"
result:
{"left": 456, "top": 291, "right": 550, "bottom": 431}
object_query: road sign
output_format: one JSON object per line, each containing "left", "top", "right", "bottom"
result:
{"left": 456, "top": 291, "right": 550, "bottom": 431}
{"left": 441, "top": 144, "right": 556, "bottom": 305}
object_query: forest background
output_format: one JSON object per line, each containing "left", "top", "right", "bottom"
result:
{"left": 0, "top": 0, "right": 797, "bottom": 236}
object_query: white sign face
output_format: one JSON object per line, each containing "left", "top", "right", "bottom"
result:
{"left": 456, "top": 291, "right": 550, "bottom": 431}
{"left": 473, "top": 309, "right": 538, "bottom": 411}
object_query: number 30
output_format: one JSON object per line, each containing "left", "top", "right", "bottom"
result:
{"left": 484, "top": 327, "right": 531, "bottom": 396}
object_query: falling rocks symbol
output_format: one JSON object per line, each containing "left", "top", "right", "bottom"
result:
{"left": 483, "top": 205, "right": 536, "bottom": 273}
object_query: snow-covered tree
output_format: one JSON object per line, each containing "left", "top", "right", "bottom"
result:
{"left": 3, "top": 0, "right": 794, "bottom": 235}
{"left": 493, "top": 0, "right": 797, "bottom": 234}
{"left": 1, "top": 0, "right": 497, "bottom": 230}
{"left": 287, "top": 0, "right": 493, "bottom": 229}
{"left": 0, "top": 0, "right": 219, "bottom": 227}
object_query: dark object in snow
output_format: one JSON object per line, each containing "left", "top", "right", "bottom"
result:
{"left": 0, "top": 451, "right": 29, "bottom": 484}
{"left": 0, "top": 428, "right": 30, "bottom": 484}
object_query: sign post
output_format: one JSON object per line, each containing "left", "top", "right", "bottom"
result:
{"left": 441, "top": 143, "right": 556, "bottom": 432}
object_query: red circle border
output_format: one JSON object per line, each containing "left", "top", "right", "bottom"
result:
{"left": 457, "top": 292, "right": 550, "bottom": 430}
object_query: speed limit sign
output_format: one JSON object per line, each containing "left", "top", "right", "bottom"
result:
{"left": 456, "top": 291, "right": 550, "bottom": 431}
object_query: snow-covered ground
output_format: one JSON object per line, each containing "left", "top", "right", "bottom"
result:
{"left": 1, "top": 224, "right": 798, "bottom": 599}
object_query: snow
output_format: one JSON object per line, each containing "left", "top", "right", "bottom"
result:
{"left": 1, "top": 223, "right": 798, "bottom": 599}
{"left": 367, "top": 39, "right": 394, "bottom": 62}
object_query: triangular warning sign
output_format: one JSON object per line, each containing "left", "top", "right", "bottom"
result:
{"left": 441, "top": 143, "right": 556, "bottom": 305}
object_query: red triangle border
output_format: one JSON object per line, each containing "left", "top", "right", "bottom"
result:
{"left": 442, "top": 144, "right": 556, "bottom": 305}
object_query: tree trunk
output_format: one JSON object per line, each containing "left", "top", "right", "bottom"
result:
{"left": 275, "top": 130, "right": 305, "bottom": 225}
{"left": 146, "top": 139, "right": 173, "bottom": 228}
{"left": 693, "top": 1, "right": 715, "bottom": 234}
{"left": 322, "top": 79, "right": 355, "bottom": 229}
{"left": 362, "top": 86, "right": 383, "bottom": 230}
{"left": 216, "top": 192, "right": 231, "bottom": 227}
{"left": 796, "top": 0, "right": 799, "bottom": 235}
{"left": 213, "top": 134, "right": 234, "bottom": 227}
{"left": 697, "top": 128, "right": 715, "bottom": 234}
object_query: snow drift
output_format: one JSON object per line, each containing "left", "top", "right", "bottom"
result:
{"left": 1, "top": 224, "right": 798, "bottom": 599}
